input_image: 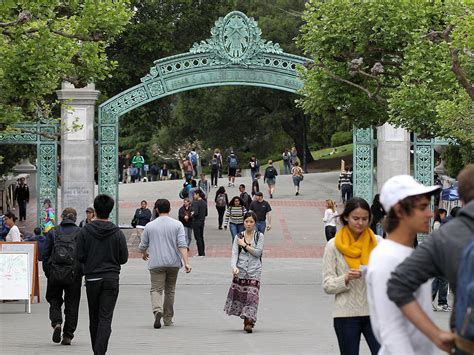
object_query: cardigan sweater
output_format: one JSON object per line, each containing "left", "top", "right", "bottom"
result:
{"left": 322, "top": 236, "right": 382, "bottom": 318}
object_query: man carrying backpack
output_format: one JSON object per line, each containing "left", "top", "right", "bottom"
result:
{"left": 188, "top": 148, "right": 199, "bottom": 178}
{"left": 227, "top": 151, "right": 238, "bottom": 187}
{"left": 42, "top": 207, "right": 82, "bottom": 346}
{"left": 387, "top": 164, "right": 474, "bottom": 354}
{"left": 263, "top": 160, "right": 278, "bottom": 199}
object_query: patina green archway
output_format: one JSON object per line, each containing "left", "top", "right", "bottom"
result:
{"left": 98, "top": 11, "right": 316, "bottom": 221}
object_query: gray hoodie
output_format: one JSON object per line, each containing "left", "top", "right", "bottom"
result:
{"left": 387, "top": 200, "right": 474, "bottom": 329}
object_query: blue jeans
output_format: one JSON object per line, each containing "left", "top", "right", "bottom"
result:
{"left": 432, "top": 277, "right": 448, "bottom": 305}
{"left": 284, "top": 161, "right": 291, "bottom": 174}
{"left": 333, "top": 316, "right": 380, "bottom": 355}
{"left": 229, "top": 223, "right": 244, "bottom": 242}
{"left": 255, "top": 221, "right": 266, "bottom": 234}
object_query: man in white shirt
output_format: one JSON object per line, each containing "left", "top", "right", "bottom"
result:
{"left": 366, "top": 175, "right": 441, "bottom": 355}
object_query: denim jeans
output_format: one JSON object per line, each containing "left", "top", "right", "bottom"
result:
{"left": 229, "top": 223, "right": 245, "bottom": 242}
{"left": 341, "top": 185, "right": 353, "bottom": 203}
{"left": 284, "top": 161, "right": 291, "bottom": 174}
{"left": 255, "top": 221, "right": 266, "bottom": 234}
{"left": 432, "top": 277, "right": 448, "bottom": 305}
{"left": 86, "top": 278, "right": 120, "bottom": 355}
{"left": 333, "top": 316, "right": 380, "bottom": 355}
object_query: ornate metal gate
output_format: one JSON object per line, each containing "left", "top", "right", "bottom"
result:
{"left": 98, "top": 11, "right": 314, "bottom": 222}
{"left": 0, "top": 120, "right": 58, "bottom": 228}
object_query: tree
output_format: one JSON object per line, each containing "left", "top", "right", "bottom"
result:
{"left": 0, "top": 0, "right": 133, "bottom": 127}
{"left": 98, "top": 0, "right": 317, "bottom": 164}
{"left": 298, "top": 0, "right": 473, "bottom": 146}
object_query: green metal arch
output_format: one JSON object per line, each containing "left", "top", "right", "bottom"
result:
{"left": 97, "top": 11, "right": 312, "bottom": 222}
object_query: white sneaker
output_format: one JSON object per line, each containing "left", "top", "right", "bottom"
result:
{"left": 432, "top": 302, "right": 439, "bottom": 311}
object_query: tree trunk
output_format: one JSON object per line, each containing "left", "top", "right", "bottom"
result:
{"left": 280, "top": 111, "right": 314, "bottom": 168}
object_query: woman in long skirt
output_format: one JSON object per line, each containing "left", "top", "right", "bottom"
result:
{"left": 224, "top": 211, "right": 264, "bottom": 333}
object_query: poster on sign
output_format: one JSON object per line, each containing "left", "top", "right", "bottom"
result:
{"left": 0, "top": 251, "right": 31, "bottom": 313}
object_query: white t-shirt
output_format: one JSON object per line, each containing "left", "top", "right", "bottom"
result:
{"left": 323, "top": 209, "right": 337, "bottom": 227}
{"left": 367, "top": 239, "right": 437, "bottom": 355}
{"left": 6, "top": 225, "right": 21, "bottom": 242}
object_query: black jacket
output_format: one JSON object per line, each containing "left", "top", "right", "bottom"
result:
{"left": 134, "top": 208, "right": 151, "bottom": 226}
{"left": 42, "top": 219, "right": 82, "bottom": 278}
{"left": 178, "top": 206, "right": 192, "bottom": 228}
{"left": 76, "top": 220, "right": 128, "bottom": 279}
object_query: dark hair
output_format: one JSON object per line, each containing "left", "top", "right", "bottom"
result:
{"left": 154, "top": 199, "right": 170, "bottom": 214}
{"left": 458, "top": 164, "right": 474, "bottom": 203}
{"left": 339, "top": 197, "right": 371, "bottom": 225}
{"left": 384, "top": 194, "right": 427, "bottom": 233}
{"left": 243, "top": 211, "right": 257, "bottom": 222}
{"left": 191, "top": 180, "right": 197, "bottom": 187}
{"left": 450, "top": 206, "right": 461, "bottom": 217}
{"left": 215, "top": 186, "right": 226, "bottom": 200}
{"left": 141, "top": 200, "right": 147, "bottom": 205}
{"left": 229, "top": 196, "right": 244, "bottom": 207}
{"left": 43, "top": 198, "right": 52, "bottom": 207}
{"left": 61, "top": 207, "right": 77, "bottom": 222}
{"left": 34, "top": 227, "right": 41, "bottom": 235}
{"left": 438, "top": 208, "right": 447, "bottom": 216}
{"left": 239, "top": 184, "right": 245, "bottom": 189}
{"left": 255, "top": 173, "right": 261, "bottom": 178}
{"left": 4, "top": 211, "right": 17, "bottom": 222}
{"left": 94, "top": 194, "right": 114, "bottom": 219}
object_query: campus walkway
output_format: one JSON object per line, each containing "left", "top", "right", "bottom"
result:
{"left": 2, "top": 172, "right": 450, "bottom": 354}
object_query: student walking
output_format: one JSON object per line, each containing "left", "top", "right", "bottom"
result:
{"left": 387, "top": 164, "right": 474, "bottom": 354}
{"left": 249, "top": 192, "right": 272, "bottom": 234}
{"left": 79, "top": 207, "right": 95, "bottom": 228}
{"left": 282, "top": 148, "right": 292, "bottom": 174}
{"left": 132, "top": 151, "right": 145, "bottom": 181}
{"left": 15, "top": 177, "right": 29, "bottom": 221}
{"left": 215, "top": 187, "right": 229, "bottom": 230}
{"left": 42, "top": 208, "right": 82, "bottom": 346}
{"left": 291, "top": 161, "right": 304, "bottom": 196}
{"left": 224, "top": 211, "right": 264, "bottom": 333}
{"left": 131, "top": 200, "right": 152, "bottom": 228}
{"left": 224, "top": 196, "right": 247, "bottom": 242}
{"left": 366, "top": 175, "right": 441, "bottom": 354}
{"left": 209, "top": 154, "right": 220, "bottom": 187}
{"left": 338, "top": 166, "right": 353, "bottom": 204}
{"left": 178, "top": 198, "right": 193, "bottom": 248}
{"left": 4, "top": 211, "right": 21, "bottom": 242}
{"left": 76, "top": 195, "right": 128, "bottom": 355}
{"left": 239, "top": 184, "right": 252, "bottom": 209}
{"left": 251, "top": 173, "right": 261, "bottom": 198}
{"left": 139, "top": 199, "right": 192, "bottom": 329}
{"left": 248, "top": 155, "right": 260, "bottom": 181}
{"left": 227, "top": 151, "right": 238, "bottom": 187}
{"left": 323, "top": 199, "right": 337, "bottom": 241}
{"left": 43, "top": 198, "right": 56, "bottom": 234}
{"left": 191, "top": 190, "right": 207, "bottom": 256}
{"left": 198, "top": 173, "right": 211, "bottom": 199}
{"left": 322, "top": 197, "right": 381, "bottom": 355}
{"left": 263, "top": 160, "right": 278, "bottom": 199}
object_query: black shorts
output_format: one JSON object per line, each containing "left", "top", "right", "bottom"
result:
{"left": 228, "top": 168, "right": 237, "bottom": 177}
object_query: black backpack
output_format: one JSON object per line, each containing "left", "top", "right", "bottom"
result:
{"left": 266, "top": 166, "right": 276, "bottom": 179}
{"left": 48, "top": 226, "right": 78, "bottom": 285}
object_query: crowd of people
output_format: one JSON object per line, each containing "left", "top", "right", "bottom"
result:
{"left": 2, "top": 144, "right": 473, "bottom": 354}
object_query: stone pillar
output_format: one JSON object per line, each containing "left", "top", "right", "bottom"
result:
{"left": 376, "top": 123, "right": 410, "bottom": 192}
{"left": 57, "top": 82, "right": 99, "bottom": 217}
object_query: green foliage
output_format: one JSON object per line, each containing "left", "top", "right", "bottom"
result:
{"left": 442, "top": 143, "right": 474, "bottom": 178}
{"left": 331, "top": 131, "right": 352, "bottom": 147}
{"left": 0, "top": 0, "right": 133, "bottom": 124}
{"left": 298, "top": 0, "right": 473, "bottom": 145}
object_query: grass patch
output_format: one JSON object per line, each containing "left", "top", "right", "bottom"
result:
{"left": 311, "top": 144, "right": 353, "bottom": 160}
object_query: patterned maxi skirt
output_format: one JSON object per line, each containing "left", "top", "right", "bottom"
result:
{"left": 224, "top": 276, "right": 260, "bottom": 322}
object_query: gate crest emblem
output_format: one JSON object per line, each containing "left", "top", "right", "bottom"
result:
{"left": 190, "top": 11, "right": 282, "bottom": 66}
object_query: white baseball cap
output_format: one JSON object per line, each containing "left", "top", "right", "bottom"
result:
{"left": 380, "top": 175, "right": 441, "bottom": 212}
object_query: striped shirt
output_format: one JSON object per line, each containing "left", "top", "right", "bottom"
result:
{"left": 224, "top": 206, "right": 247, "bottom": 227}
{"left": 338, "top": 172, "right": 352, "bottom": 186}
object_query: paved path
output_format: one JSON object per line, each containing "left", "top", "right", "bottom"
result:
{"left": 0, "top": 258, "right": 449, "bottom": 354}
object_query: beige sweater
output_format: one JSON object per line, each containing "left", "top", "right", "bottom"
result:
{"left": 322, "top": 237, "right": 381, "bottom": 318}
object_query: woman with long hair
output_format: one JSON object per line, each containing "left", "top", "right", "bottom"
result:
{"left": 322, "top": 197, "right": 381, "bottom": 355}
{"left": 214, "top": 186, "right": 229, "bottom": 230}
{"left": 291, "top": 161, "right": 304, "bottom": 196}
{"left": 323, "top": 199, "right": 337, "bottom": 241}
{"left": 4, "top": 211, "right": 21, "bottom": 242}
{"left": 224, "top": 196, "right": 247, "bottom": 242}
{"left": 224, "top": 211, "right": 264, "bottom": 333}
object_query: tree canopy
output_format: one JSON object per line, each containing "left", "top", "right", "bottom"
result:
{"left": 298, "top": 0, "right": 473, "bottom": 144}
{"left": 0, "top": 0, "right": 133, "bottom": 127}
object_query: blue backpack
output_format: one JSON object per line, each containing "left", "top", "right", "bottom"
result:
{"left": 228, "top": 156, "right": 237, "bottom": 168}
{"left": 455, "top": 236, "right": 474, "bottom": 351}
{"left": 190, "top": 152, "right": 198, "bottom": 165}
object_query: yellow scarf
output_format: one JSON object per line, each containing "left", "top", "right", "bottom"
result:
{"left": 335, "top": 225, "right": 377, "bottom": 269}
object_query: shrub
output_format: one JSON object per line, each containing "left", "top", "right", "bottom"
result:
{"left": 331, "top": 131, "right": 352, "bottom": 147}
